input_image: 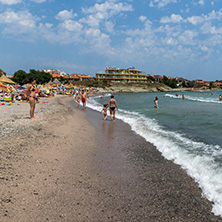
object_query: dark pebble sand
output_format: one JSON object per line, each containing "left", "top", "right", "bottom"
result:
{"left": 0, "top": 96, "right": 222, "bottom": 222}
{"left": 87, "top": 108, "right": 222, "bottom": 222}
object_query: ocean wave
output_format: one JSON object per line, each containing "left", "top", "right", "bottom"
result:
{"left": 87, "top": 97, "right": 222, "bottom": 217}
{"left": 165, "top": 93, "right": 222, "bottom": 104}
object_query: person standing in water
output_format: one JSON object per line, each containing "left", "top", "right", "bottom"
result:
{"left": 154, "top": 96, "right": 159, "bottom": 108}
{"left": 27, "top": 78, "right": 37, "bottom": 120}
{"left": 219, "top": 95, "right": 222, "bottom": 101}
{"left": 107, "top": 95, "right": 118, "bottom": 122}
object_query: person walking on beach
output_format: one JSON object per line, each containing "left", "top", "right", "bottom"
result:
{"left": 154, "top": 96, "right": 159, "bottom": 108}
{"left": 81, "top": 90, "right": 87, "bottom": 109}
{"left": 100, "top": 104, "right": 108, "bottom": 121}
{"left": 27, "top": 78, "right": 37, "bottom": 120}
{"left": 107, "top": 95, "right": 118, "bottom": 122}
{"left": 76, "top": 92, "right": 81, "bottom": 108}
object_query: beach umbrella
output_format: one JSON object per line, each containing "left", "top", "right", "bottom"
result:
{"left": 0, "top": 75, "right": 15, "bottom": 84}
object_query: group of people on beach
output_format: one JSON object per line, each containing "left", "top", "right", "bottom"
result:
{"left": 73, "top": 89, "right": 88, "bottom": 109}
{"left": 100, "top": 95, "right": 118, "bottom": 122}
{"left": 73, "top": 90, "right": 118, "bottom": 122}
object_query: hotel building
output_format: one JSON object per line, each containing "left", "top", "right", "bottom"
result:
{"left": 96, "top": 67, "right": 148, "bottom": 83}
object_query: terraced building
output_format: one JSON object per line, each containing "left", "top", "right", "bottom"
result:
{"left": 96, "top": 67, "right": 148, "bottom": 83}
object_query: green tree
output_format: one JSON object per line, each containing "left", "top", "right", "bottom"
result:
{"left": 169, "top": 78, "right": 178, "bottom": 88}
{"left": 29, "top": 69, "right": 51, "bottom": 84}
{"left": 182, "top": 81, "right": 187, "bottom": 87}
{"left": 147, "top": 76, "right": 155, "bottom": 82}
{"left": 12, "top": 70, "right": 28, "bottom": 85}
{"left": 12, "top": 69, "right": 52, "bottom": 85}
{"left": 162, "top": 75, "right": 178, "bottom": 88}
{"left": 59, "top": 76, "right": 65, "bottom": 83}
{"left": 209, "top": 82, "right": 216, "bottom": 89}
{"left": 187, "top": 81, "right": 195, "bottom": 88}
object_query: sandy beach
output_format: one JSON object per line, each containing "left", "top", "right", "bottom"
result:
{"left": 0, "top": 96, "right": 222, "bottom": 221}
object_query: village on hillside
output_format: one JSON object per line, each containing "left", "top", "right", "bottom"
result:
{"left": 1, "top": 67, "right": 222, "bottom": 90}
{"left": 43, "top": 67, "right": 222, "bottom": 89}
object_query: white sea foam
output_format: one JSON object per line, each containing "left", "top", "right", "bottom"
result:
{"left": 87, "top": 97, "right": 222, "bottom": 217}
{"left": 165, "top": 93, "right": 222, "bottom": 104}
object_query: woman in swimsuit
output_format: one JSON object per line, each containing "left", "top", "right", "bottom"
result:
{"left": 27, "top": 78, "right": 37, "bottom": 119}
{"left": 107, "top": 95, "right": 118, "bottom": 122}
{"left": 153, "top": 96, "right": 159, "bottom": 108}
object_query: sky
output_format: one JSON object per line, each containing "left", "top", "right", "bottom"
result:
{"left": 0, "top": 0, "right": 222, "bottom": 80}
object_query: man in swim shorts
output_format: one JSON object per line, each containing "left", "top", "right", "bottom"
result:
{"left": 81, "top": 90, "right": 87, "bottom": 109}
{"left": 107, "top": 95, "right": 118, "bottom": 122}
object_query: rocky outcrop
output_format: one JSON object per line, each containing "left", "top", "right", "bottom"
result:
{"left": 101, "top": 83, "right": 174, "bottom": 93}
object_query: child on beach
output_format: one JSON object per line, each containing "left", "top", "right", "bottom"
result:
{"left": 100, "top": 104, "right": 108, "bottom": 120}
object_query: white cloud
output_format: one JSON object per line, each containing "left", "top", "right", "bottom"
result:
{"left": 105, "top": 21, "right": 115, "bottom": 32}
{"left": 0, "top": 10, "right": 37, "bottom": 28}
{"left": 56, "top": 10, "right": 77, "bottom": 21}
{"left": 187, "top": 9, "right": 222, "bottom": 25}
{"left": 200, "top": 22, "right": 222, "bottom": 34}
{"left": 82, "top": 1, "right": 133, "bottom": 14}
{"left": 198, "top": 0, "right": 204, "bottom": 5}
{"left": 160, "top": 14, "right": 183, "bottom": 23}
{"left": 200, "top": 45, "right": 208, "bottom": 51}
{"left": 178, "top": 30, "right": 198, "bottom": 45}
{"left": 81, "top": 0, "right": 133, "bottom": 27}
{"left": 139, "top": 16, "right": 147, "bottom": 22}
{"left": 30, "top": 0, "right": 47, "bottom": 3}
{"left": 0, "top": 0, "right": 22, "bottom": 5}
{"left": 149, "top": 0, "right": 178, "bottom": 8}
{"left": 59, "top": 20, "right": 83, "bottom": 32}
{"left": 85, "top": 28, "right": 112, "bottom": 53}
{"left": 166, "top": 37, "right": 177, "bottom": 45}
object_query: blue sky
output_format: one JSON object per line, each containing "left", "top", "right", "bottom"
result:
{"left": 0, "top": 0, "right": 222, "bottom": 80}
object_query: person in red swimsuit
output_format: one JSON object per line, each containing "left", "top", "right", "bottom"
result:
{"left": 81, "top": 90, "right": 87, "bottom": 109}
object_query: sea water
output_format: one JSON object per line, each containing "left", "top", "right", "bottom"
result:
{"left": 87, "top": 91, "right": 222, "bottom": 216}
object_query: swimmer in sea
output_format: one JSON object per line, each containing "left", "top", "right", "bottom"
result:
{"left": 182, "top": 94, "right": 185, "bottom": 100}
{"left": 219, "top": 95, "right": 222, "bottom": 101}
{"left": 154, "top": 96, "right": 159, "bottom": 108}
{"left": 107, "top": 95, "right": 118, "bottom": 122}
{"left": 100, "top": 104, "right": 108, "bottom": 120}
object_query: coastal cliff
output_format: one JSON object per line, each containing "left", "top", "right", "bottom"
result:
{"left": 98, "top": 83, "right": 174, "bottom": 93}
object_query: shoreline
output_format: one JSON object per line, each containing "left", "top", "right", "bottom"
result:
{"left": 86, "top": 106, "right": 222, "bottom": 221}
{"left": 0, "top": 96, "right": 222, "bottom": 221}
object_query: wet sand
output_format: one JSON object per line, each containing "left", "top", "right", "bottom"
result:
{"left": 0, "top": 96, "right": 222, "bottom": 221}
